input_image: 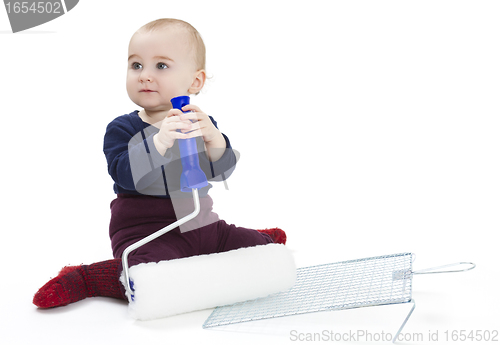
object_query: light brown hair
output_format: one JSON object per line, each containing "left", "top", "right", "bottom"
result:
{"left": 138, "top": 18, "right": 206, "bottom": 72}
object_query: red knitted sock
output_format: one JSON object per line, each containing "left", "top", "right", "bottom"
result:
{"left": 33, "top": 258, "right": 126, "bottom": 308}
{"left": 257, "top": 228, "right": 287, "bottom": 245}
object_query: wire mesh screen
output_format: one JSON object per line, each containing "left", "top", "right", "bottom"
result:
{"left": 203, "top": 252, "right": 413, "bottom": 328}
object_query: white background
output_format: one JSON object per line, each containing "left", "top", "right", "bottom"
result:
{"left": 1, "top": 1, "right": 498, "bottom": 344}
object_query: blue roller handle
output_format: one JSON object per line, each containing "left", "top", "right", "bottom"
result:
{"left": 171, "top": 96, "right": 208, "bottom": 192}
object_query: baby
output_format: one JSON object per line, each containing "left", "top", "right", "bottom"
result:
{"left": 33, "top": 18, "right": 286, "bottom": 308}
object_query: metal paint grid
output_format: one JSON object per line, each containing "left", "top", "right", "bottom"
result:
{"left": 203, "top": 252, "right": 413, "bottom": 328}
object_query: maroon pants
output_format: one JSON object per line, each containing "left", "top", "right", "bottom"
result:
{"left": 109, "top": 194, "right": 272, "bottom": 268}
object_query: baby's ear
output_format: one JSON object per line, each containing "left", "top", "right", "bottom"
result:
{"left": 188, "top": 70, "right": 206, "bottom": 95}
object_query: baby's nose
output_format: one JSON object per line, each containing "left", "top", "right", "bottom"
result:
{"left": 139, "top": 70, "right": 153, "bottom": 83}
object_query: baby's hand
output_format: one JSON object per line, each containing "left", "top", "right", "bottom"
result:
{"left": 178, "top": 104, "right": 220, "bottom": 144}
{"left": 179, "top": 104, "right": 226, "bottom": 162}
{"left": 153, "top": 108, "right": 194, "bottom": 155}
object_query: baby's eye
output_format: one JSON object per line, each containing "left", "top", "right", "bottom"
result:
{"left": 157, "top": 62, "right": 168, "bottom": 70}
{"left": 131, "top": 62, "right": 142, "bottom": 70}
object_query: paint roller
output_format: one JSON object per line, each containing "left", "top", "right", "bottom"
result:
{"left": 120, "top": 96, "right": 296, "bottom": 320}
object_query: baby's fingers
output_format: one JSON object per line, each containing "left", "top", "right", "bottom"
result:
{"left": 166, "top": 120, "right": 193, "bottom": 132}
{"left": 181, "top": 104, "right": 202, "bottom": 114}
{"left": 180, "top": 121, "right": 201, "bottom": 133}
{"left": 183, "top": 128, "right": 203, "bottom": 139}
{"left": 173, "top": 131, "right": 189, "bottom": 140}
{"left": 179, "top": 111, "right": 200, "bottom": 122}
{"left": 166, "top": 108, "right": 184, "bottom": 118}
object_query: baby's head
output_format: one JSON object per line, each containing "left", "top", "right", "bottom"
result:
{"left": 127, "top": 19, "right": 206, "bottom": 112}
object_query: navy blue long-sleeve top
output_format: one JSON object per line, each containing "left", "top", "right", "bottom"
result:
{"left": 103, "top": 110, "right": 237, "bottom": 198}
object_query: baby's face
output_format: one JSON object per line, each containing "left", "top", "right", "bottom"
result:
{"left": 127, "top": 29, "right": 198, "bottom": 112}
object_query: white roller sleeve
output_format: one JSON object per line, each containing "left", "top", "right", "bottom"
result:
{"left": 120, "top": 243, "right": 296, "bottom": 320}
